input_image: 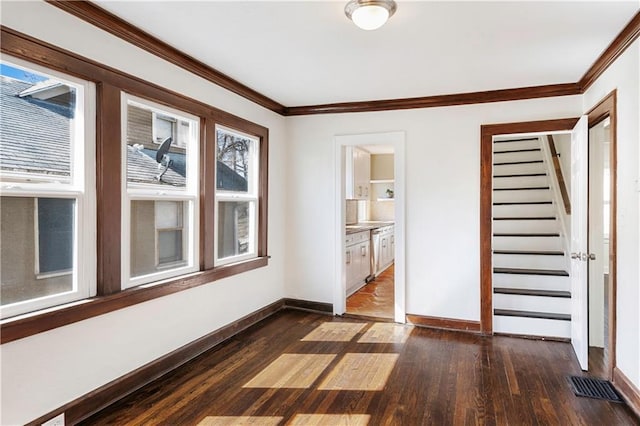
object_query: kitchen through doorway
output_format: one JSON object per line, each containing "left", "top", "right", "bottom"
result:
{"left": 344, "top": 144, "right": 395, "bottom": 319}
{"left": 334, "top": 131, "right": 405, "bottom": 323}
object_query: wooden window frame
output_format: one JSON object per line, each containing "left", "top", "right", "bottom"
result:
{"left": 0, "top": 55, "right": 97, "bottom": 320}
{"left": 121, "top": 94, "right": 201, "bottom": 290}
{"left": 0, "top": 27, "right": 269, "bottom": 344}
{"left": 212, "top": 124, "right": 262, "bottom": 267}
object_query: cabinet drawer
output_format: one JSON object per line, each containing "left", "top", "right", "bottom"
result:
{"left": 354, "top": 230, "right": 370, "bottom": 243}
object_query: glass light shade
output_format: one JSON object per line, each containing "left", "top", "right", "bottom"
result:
{"left": 351, "top": 5, "right": 389, "bottom": 30}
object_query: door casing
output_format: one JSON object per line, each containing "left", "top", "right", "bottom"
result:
{"left": 480, "top": 118, "right": 579, "bottom": 334}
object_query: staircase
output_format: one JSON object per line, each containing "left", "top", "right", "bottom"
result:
{"left": 492, "top": 137, "right": 571, "bottom": 339}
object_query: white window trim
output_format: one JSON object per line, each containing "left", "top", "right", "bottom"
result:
{"left": 0, "top": 56, "right": 96, "bottom": 319}
{"left": 213, "top": 125, "right": 259, "bottom": 267}
{"left": 121, "top": 94, "right": 199, "bottom": 290}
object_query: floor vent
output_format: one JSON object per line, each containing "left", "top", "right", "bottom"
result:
{"left": 568, "top": 376, "right": 623, "bottom": 403}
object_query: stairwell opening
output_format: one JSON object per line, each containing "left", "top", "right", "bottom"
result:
{"left": 491, "top": 133, "right": 572, "bottom": 340}
{"left": 480, "top": 107, "right": 619, "bottom": 380}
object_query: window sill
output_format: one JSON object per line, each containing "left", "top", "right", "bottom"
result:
{"left": 0, "top": 256, "right": 268, "bottom": 344}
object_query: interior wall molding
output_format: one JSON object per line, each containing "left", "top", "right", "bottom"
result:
{"left": 45, "top": 0, "right": 286, "bottom": 115}
{"left": 406, "top": 314, "right": 482, "bottom": 334}
{"left": 283, "top": 298, "right": 333, "bottom": 314}
{"left": 285, "top": 84, "right": 581, "bottom": 115}
{"left": 44, "top": 2, "right": 639, "bottom": 116}
{"left": 579, "top": 12, "right": 640, "bottom": 92}
{"left": 613, "top": 367, "right": 640, "bottom": 419}
{"left": 27, "top": 300, "right": 286, "bottom": 426}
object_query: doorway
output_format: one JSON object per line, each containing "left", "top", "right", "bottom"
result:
{"left": 586, "top": 90, "right": 618, "bottom": 379}
{"left": 334, "top": 131, "right": 406, "bottom": 323}
{"left": 345, "top": 144, "right": 395, "bottom": 319}
{"left": 479, "top": 103, "right": 618, "bottom": 378}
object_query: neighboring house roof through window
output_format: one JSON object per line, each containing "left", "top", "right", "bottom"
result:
{"left": 0, "top": 76, "right": 72, "bottom": 177}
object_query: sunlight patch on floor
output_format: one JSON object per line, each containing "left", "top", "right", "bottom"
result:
{"left": 301, "top": 322, "right": 368, "bottom": 342}
{"left": 318, "top": 353, "right": 399, "bottom": 391}
{"left": 358, "top": 323, "right": 412, "bottom": 344}
{"left": 287, "top": 413, "right": 371, "bottom": 425}
{"left": 197, "top": 416, "right": 283, "bottom": 425}
{"left": 243, "top": 354, "right": 336, "bottom": 389}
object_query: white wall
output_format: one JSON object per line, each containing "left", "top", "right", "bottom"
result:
{"left": 286, "top": 96, "right": 582, "bottom": 320}
{"left": 0, "top": 2, "right": 287, "bottom": 424}
{"left": 583, "top": 39, "right": 640, "bottom": 389}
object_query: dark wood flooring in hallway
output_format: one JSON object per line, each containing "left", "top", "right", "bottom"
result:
{"left": 346, "top": 264, "right": 394, "bottom": 319}
{"left": 80, "top": 310, "right": 639, "bottom": 425}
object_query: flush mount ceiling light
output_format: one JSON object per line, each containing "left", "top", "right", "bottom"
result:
{"left": 345, "top": 0, "right": 397, "bottom": 31}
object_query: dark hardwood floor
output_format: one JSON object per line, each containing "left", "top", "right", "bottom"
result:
{"left": 346, "top": 264, "right": 394, "bottom": 319}
{"left": 80, "top": 310, "right": 639, "bottom": 425}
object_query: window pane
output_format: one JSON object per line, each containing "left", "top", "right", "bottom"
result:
{"left": 38, "top": 198, "right": 74, "bottom": 273}
{"left": 216, "top": 129, "right": 254, "bottom": 192}
{"left": 1, "top": 196, "right": 74, "bottom": 306}
{"left": 130, "top": 200, "right": 187, "bottom": 277}
{"left": 126, "top": 102, "right": 195, "bottom": 188}
{"left": 153, "top": 114, "right": 175, "bottom": 144}
{"left": 217, "top": 201, "right": 254, "bottom": 260}
{"left": 155, "top": 200, "right": 182, "bottom": 228}
{"left": 0, "top": 62, "right": 77, "bottom": 181}
{"left": 158, "top": 230, "right": 183, "bottom": 264}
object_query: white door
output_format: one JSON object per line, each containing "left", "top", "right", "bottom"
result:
{"left": 570, "top": 115, "right": 589, "bottom": 370}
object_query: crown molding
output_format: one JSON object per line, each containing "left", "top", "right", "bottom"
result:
{"left": 579, "top": 11, "right": 640, "bottom": 92}
{"left": 284, "top": 83, "right": 581, "bottom": 115}
{"left": 44, "top": 2, "right": 640, "bottom": 116}
{"left": 45, "top": 0, "right": 287, "bottom": 115}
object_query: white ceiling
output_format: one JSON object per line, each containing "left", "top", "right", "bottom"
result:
{"left": 93, "top": 1, "right": 638, "bottom": 107}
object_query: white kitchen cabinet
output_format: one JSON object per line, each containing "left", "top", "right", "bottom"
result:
{"left": 345, "top": 147, "right": 370, "bottom": 200}
{"left": 377, "top": 226, "right": 395, "bottom": 273}
{"left": 345, "top": 230, "right": 371, "bottom": 295}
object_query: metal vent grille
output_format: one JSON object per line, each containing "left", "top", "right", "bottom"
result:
{"left": 568, "top": 376, "right": 623, "bottom": 403}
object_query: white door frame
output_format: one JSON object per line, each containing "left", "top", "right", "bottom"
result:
{"left": 334, "top": 131, "right": 406, "bottom": 323}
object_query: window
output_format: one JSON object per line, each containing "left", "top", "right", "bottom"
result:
{"left": 0, "top": 56, "right": 96, "bottom": 319}
{"left": 122, "top": 95, "right": 199, "bottom": 289}
{"left": 151, "top": 112, "right": 190, "bottom": 149}
{"left": 2, "top": 32, "right": 270, "bottom": 340}
{"left": 214, "top": 125, "right": 259, "bottom": 265}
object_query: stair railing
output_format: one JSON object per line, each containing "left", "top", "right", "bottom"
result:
{"left": 540, "top": 135, "right": 571, "bottom": 271}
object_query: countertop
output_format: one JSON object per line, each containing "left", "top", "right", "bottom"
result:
{"left": 345, "top": 221, "right": 395, "bottom": 234}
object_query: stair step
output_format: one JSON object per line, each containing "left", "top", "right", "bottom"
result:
{"left": 493, "top": 315, "right": 571, "bottom": 338}
{"left": 494, "top": 287, "right": 571, "bottom": 298}
{"left": 493, "top": 186, "right": 550, "bottom": 191}
{"left": 493, "top": 160, "right": 544, "bottom": 166}
{"left": 493, "top": 267, "right": 569, "bottom": 277}
{"left": 494, "top": 309, "right": 571, "bottom": 321}
{"left": 494, "top": 137, "right": 539, "bottom": 143}
{"left": 493, "top": 235, "right": 563, "bottom": 251}
{"left": 493, "top": 273, "right": 570, "bottom": 292}
{"left": 493, "top": 201, "right": 552, "bottom": 206}
{"left": 493, "top": 250, "right": 564, "bottom": 256}
{"left": 493, "top": 233, "right": 559, "bottom": 237}
{"left": 493, "top": 203, "right": 556, "bottom": 218}
{"left": 493, "top": 217, "right": 556, "bottom": 221}
{"left": 494, "top": 148, "right": 542, "bottom": 154}
{"left": 494, "top": 173, "right": 547, "bottom": 178}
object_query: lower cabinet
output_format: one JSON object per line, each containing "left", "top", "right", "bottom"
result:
{"left": 346, "top": 231, "right": 371, "bottom": 295}
{"left": 377, "top": 226, "right": 395, "bottom": 273}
